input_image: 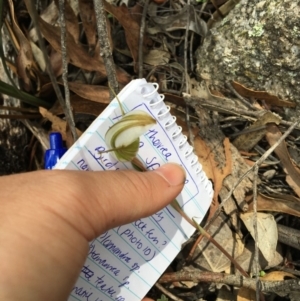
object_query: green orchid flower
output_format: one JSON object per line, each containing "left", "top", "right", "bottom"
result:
{"left": 100, "top": 84, "right": 196, "bottom": 228}
{"left": 105, "top": 110, "right": 156, "bottom": 162}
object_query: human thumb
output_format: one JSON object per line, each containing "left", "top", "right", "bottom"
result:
{"left": 56, "top": 163, "right": 186, "bottom": 240}
{"left": 0, "top": 164, "right": 185, "bottom": 301}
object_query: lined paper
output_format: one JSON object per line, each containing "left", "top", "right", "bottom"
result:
{"left": 55, "top": 79, "right": 213, "bottom": 301}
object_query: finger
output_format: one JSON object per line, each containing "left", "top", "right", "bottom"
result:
{"left": 40, "top": 163, "right": 185, "bottom": 240}
{"left": 1, "top": 163, "right": 185, "bottom": 240}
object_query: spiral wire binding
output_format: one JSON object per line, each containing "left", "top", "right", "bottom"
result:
{"left": 137, "top": 83, "right": 213, "bottom": 196}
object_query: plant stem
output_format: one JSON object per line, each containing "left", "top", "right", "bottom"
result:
{"left": 193, "top": 219, "right": 249, "bottom": 278}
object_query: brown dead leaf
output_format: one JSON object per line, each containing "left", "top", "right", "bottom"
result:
{"left": 40, "top": 107, "right": 82, "bottom": 141}
{"left": 35, "top": 14, "right": 130, "bottom": 84}
{"left": 237, "top": 287, "right": 256, "bottom": 301}
{"left": 233, "top": 111, "right": 281, "bottom": 151}
{"left": 236, "top": 271, "right": 295, "bottom": 300}
{"left": 50, "top": 94, "right": 106, "bottom": 117}
{"left": 67, "top": 82, "right": 110, "bottom": 104}
{"left": 37, "top": 16, "right": 105, "bottom": 75}
{"left": 262, "top": 271, "right": 296, "bottom": 281}
{"left": 39, "top": 107, "right": 67, "bottom": 140}
{"left": 103, "top": 1, "right": 150, "bottom": 72}
{"left": 54, "top": 0, "right": 80, "bottom": 43}
{"left": 79, "top": 0, "right": 97, "bottom": 49}
{"left": 190, "top": 215, "right": 244, "bottom": 273}
{"left": 232, "top": 81, "right": 296, "bottom": 108}
{"left": 49, "top": 48, "right": 63, "bottom": 77}
{"left": 246, "top": 193, "right": 300, "bottom": 218}
{"left": 194, "top": 136, "right": 232, "bottom": 220}
{"left": 265, "top": 123, "right": 300, "bottom": 193}
{"left": 164, "top": 93, "right": 186, "bottom": 107}
{"left": 286, "top": 176, "right": 300, "bottom": 198}
{"left": 7, "top": 0, "right": 37, "bottom": 91}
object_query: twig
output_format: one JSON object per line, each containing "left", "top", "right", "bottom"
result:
{"left": 58, "top": 0, "right": 77, "bottom": 141}
{"left": 225, "top": 81, "right": 258, "bottom": 110}
{"left": 210, "top": 0, "right": 224, "bottom": 18}
{"left": 193, "top": 221, "right": 249, "bottom": 278}
{"left": 21, "top": 119, "right": 50, "bottom": 151}
{"left": 183, "top": 94, "right": 300, "bottom": 130}
{"left": 253, "top": 164, "right": 260, "bottom": 301}
{"left": 24, "top": 1, "right": 77, "bottom": 136}
{"left": 183, "top": 93, "right": 262, "bottom": 119}
{"left": 0, "top": 114, "right": 40, "bottom": 119}
{"left": 184, "top": 93, "right": 300, "bottom": 228}
{"left": 183, "top": 4, "right": 193, "bottom": 146}
{"left": 93, "top": 0, "right": 119, "bottom": 97}
{"left": 0, "top": 105, "right": 39, "bottom": 113}
{"left": 155, "top": 283, "right": 184, "bottom": 301}
{"left": 138, "top": 0, "right": 149, "bottom": 78}
{"left": 159, "top": 271, "right": 300, "bottom": 293}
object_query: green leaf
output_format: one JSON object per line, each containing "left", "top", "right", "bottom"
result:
{"left": 157, "top": 294, "right": 168, "bottom": 301}
{"left": 0, "top": 80, "right": 51, "bottom": 108}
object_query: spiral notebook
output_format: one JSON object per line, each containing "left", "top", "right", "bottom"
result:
{"left": 55, "top": 78, "right": 213, "bottom": 301}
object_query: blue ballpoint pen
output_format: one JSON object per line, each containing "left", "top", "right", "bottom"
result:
{"left": 44, "top": 132, "right": 67, "bottom": 169}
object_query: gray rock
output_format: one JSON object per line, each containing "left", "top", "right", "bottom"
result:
{"left": 196, "top": 0, "right": 300, "bottom": 119}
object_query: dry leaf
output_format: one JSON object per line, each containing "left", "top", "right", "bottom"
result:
{"left": 36, "top": 14, "right": 130, "bottom": 84}
{"left": 7, "top": 0, "right": 37, "bottom": 91}
{"left": 164, "top": 93, "right": 185, "bottom": 107}
{"left": 144, "top": 48, "right": 170, "bottom": 66}
{"left": 236, "top": 271, "right": 294, "bottom": 301}
{"left": 39, "top": 107, "right": 67, "bottom": 140}
{"left": 49, "top": 48, "right": 63, "bottom": 77}
{"left": 265, "top": 123, "right": 300, "bottom": 194}
{"left": 286, "top": 175, "right": 300, "bottom": 198}
{"left": 103, "top": 1, "right": 150, "bottom": 72}
{"left": 232, "top": 81, "right": 296, "bottom": 108}
{"left": 208, "top": 0, "right": 241, "bottom": 29}
{"left": 34, "top": 1, "right": 58, "bottom": 31}
{"left": 261, "top": 271, "right": 296, "bottom": 281}
{"left": 233, "top": 111, "right": 281, "bottom": 151}
{"left": 54, "top": 0, "right": 80, "bottom": 43}
{"left": 192, "top": 215, "right": 244, "bottom": 273}
{"left": 37, "top": 16, "right": 105, "bottom": 75}
{"left": 49, "top": 94, "right": 106, "bottom": 117}
{"left": 30, "top": 41, "right": 46, "bottom": 72}
{"left": 235, "top": 240, "right": 282, "bottom": 273}
{"left": 247, "top": 193, "right": 300, "bottom": 218}
{"left": 194, "top": 136, "right": 232, "bottom": 220}
{"left": 216, "top": 286, "right": 234, "bottom": 301}
{"left": 240, "top": 212, "right": 278, "bottom": 263}
{"left": 67, "top": 82, "right": 110, "bottom": 104}
{"left": 149, "top": 5, "right": 207, "bottom": 37}
{"left": 237, "top": 287, "right": 256, "bottom": 301}
{"left": 40, "top": 107, "right": 82, "bottom": 141}
{"left": 79, "top": 0, "right": 97, "bottom": 49}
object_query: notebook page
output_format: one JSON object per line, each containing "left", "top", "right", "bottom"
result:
{"left": 55, "top": 79, "right": 213, "bottom": 301}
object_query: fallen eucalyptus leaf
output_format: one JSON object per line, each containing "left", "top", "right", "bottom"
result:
{"left": 246, "top": 193, "right": 300, "bottom": 218}
{"left": 232, "top": 81, "right": 296, "bottom": 108}
{"left": 233, "top": 111, "right": 281, "bottom": 151}
{"left": 240, "top": 212, "right": 278, "bottom": 264}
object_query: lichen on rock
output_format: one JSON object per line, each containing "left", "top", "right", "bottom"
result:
{"left": 196, "top": 0, "right": 300, "bottom": 119}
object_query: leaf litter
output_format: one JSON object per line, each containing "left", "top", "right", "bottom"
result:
{"left": 2, "top": 0, "right": 300, "bottom": 300}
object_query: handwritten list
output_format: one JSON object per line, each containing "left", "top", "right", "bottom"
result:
{"left": 55, "top": 79, "right": 213, "bottom": 301}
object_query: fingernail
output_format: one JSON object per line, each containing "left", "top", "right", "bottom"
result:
{"left": 154, "top": 163, "right": 186, "bottom": 186}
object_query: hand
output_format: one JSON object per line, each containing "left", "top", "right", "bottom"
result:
{"left": 0, "top": 164, "right": 185, "bottom": 301}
